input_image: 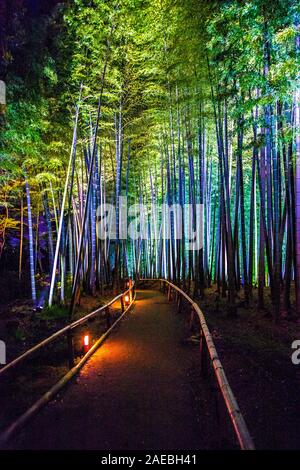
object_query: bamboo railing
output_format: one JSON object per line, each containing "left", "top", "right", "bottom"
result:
{"left": 0, "top": 279, "right": 254, "bottom": 450}
{"left": 0, "top": 281, "right": 135, "bottom": 445}
{"left": 140, "top": 278, "right": 255, "bottom": 451}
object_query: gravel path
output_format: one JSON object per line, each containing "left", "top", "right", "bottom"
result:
{"left": 9, "top": 289, "right": 219, "bottom": 450}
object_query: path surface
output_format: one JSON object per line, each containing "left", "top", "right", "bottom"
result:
{"left": 9, "top": 288, "right": 219, "bottom": 450}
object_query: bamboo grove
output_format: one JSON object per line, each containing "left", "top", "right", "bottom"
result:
{"left": 0, "top": 0, "right": 300, "bottom": 319}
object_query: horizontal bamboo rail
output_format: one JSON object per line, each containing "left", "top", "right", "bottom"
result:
{"left": 0, "top": 281, "right": 136, "bottom": 446}
{"left": 140, "top": 278, "right": 255, "bottom": 451}
{"left": 0, "top": 281, "right": 135, "bottom": 378}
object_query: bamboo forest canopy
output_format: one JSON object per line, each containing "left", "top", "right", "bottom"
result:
{"left": 0, "top": 0, "right": 300, "bottom": 318}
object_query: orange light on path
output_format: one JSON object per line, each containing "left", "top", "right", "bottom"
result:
{"left": 125, "top": 294, "right": 130, "bottom": 305}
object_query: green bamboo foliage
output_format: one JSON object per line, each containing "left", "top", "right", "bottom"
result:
{"left": 1, "top": 0, "right": 300, "bottom": 318}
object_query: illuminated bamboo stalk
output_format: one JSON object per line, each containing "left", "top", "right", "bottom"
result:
{"left": 48, "top": 89, "right": 82, "bottom": 306}
{"left": 19, "top": 197, "right": 23, "bottom": 280}
{"left": 25, "top": 179, "right": 36, "bottom": 306}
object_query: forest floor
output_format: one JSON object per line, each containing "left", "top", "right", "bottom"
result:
{"left": 199, "top": 286, "right": 300, "bottom": 449}
{"left": 0, "top": 272, "right": 121, "bottom": 432}
{"left": 0, "top": 271, "right": 122, "bottom": 363}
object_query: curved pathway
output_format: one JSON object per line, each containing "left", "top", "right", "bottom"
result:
{"left": 9, "top": 288, "right": 219, "bottom": 450}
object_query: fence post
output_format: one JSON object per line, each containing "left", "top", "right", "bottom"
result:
{"left": 67, "top": 330, "right": 75, "bottom": 369}
{"left": 167, "top": 285, "right": 171, "bottom": 301}
{"left": 177, "top": 293, "right": 181, "bottom": 313}
{"left": 129, "top": 279, "right": 133, "bottom": 302}
{"left": 106, "top": 306, "right": 111, "bottom": 328}
{"left": 200, "top": 328, "right": 208, "bottom": 378}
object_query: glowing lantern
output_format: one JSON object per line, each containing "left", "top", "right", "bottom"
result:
{"left": 125, "top": 294, "right": 130, "bottom": 306}
{"left": 83, "top": 334, "right": 90, "bottom": 353}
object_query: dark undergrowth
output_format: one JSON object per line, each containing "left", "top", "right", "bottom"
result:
{"left": 198, "top": 285, "right": 300, "bottom": 449}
